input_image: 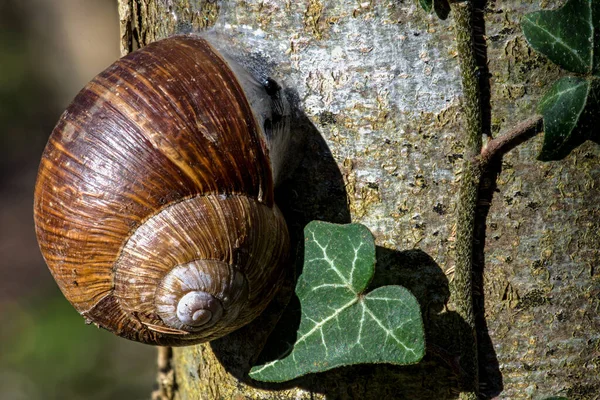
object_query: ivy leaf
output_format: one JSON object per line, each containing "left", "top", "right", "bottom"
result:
{"left": 418, "top": 0, "right": 433, "bottom": 13}
{"left": 433, "top": 0, "right": 451, "bottom": 21}
{"left": 522, "top": 0, "right": 600, "bottom": 160}
{"left": 537, "top": 76, "right": 600, "bottom": 160}
{"left": 418, "top": 0, "right": 450, "bottom": 20}
{"left": 249, "top": 221, "right": 425, "bottom": 382}
{"left": 522, "top": 0, "right": 600, "bottom": 75}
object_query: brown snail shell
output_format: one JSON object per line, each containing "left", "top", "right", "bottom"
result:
{"left": 33, "top": 35, "right": 290, "bottom": 345}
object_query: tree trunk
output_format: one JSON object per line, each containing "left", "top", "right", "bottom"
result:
{"left": 119, "top": 1, "right": 600, "bottom": 399}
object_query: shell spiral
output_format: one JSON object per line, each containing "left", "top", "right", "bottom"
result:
{"left": 33, "top": 35, "right": 290, "bottom": 345}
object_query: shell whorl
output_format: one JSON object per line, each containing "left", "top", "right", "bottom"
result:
{"left": 156, "top": 260, "right": 247, "bottom": 331}
{"left": 112, "top": 194, "right": 288, "bottom": 342}
{"left": 33, "top": 35, "right": 290, "bottom": 345}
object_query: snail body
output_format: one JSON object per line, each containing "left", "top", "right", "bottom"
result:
{"left": 34, "top": 35, "right": 291, "bottom": 345}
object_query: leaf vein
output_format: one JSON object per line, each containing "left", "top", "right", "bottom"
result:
{"left": 539, "top": 79, "right": 588, "bottom": 107}
{"left": 525, "top": 17, "right": 589, "bottom": 70}
{"left": 349, "top": 241, "right": 364, "bottom": 287}
{"left": 311, "top": 231, "right": 354, "bottom": 292}
{"left": 363, "top": 302, "right": 417, "bottom": 356}
{"left": 312, "top": 283, "right": 347, "bottom": 291}
{"left": 295, "top": 298, "right": 358, "bottom": 346}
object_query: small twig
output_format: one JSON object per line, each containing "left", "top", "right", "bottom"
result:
{"left": 158, "top": 346, "right": 172, "bottom": 371}
{"left": 152, "top": 346, "right": 175, "bottom": 400}
{"left": 479, "top": 115, "right": 543, "bottom": 168}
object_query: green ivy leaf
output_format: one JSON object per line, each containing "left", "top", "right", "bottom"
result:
{"left": 418, "top": 0, "right": 433, "bottom": 13}
{"left": 522, "top": 0, "right": 600, "bottom": 75}
{"left": 537, "top": 76, "right": 600, "bottom": 160}
{"left": 522, "top": 0, "right": 600, "bottom": 160}
{"left": 433, "top": 0, "right": 451, "bottom": 21}
{"left": 249, "top": 221, "right": 425, "bottom": 382}
{"left": 418, "top": 0, "right": 450, "bottom": 20}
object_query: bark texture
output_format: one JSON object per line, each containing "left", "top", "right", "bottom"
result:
{"left": 119, "top": 1, "right": 600, "bottom": 399}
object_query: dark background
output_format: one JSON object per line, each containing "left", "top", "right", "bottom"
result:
{"left": 0, "top": 1, "right": 155, "bottom": 398}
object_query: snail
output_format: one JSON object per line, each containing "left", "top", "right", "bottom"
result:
{"left": 33, "top": 35, "right": 292, "bottom": 346}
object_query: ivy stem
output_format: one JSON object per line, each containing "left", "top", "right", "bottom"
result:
{"left": 450, "top": 2, "right": 544, "bottom": 396}
{"left": 479, "top": 115, "right": 543, "bottom": 167}
{"left": 450, "top": 2, "right": 483, "bottom": 398}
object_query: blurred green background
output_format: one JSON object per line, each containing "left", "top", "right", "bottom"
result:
{"left": 0, "top": 1, "right": 156, "bottom": 399}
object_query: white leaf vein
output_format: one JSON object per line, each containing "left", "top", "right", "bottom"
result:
{"left": 525, "top": 17, "right": 589, "bottom": 70}
{"left": 311, "top": 231, "right": 354, "bottom": 292}
{"left": 362, "top": 301, "right": 417, "bottom": 356}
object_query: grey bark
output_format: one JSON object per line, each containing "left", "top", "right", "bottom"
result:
{"left": 120, "top": 1, "right": 600, "bottom": 399}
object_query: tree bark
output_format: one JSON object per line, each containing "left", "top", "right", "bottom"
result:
{"left": 120, "top": 1, "right": 600, "bottom": 399}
